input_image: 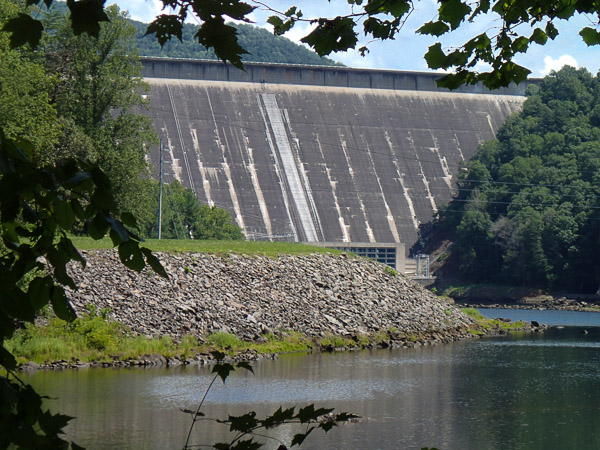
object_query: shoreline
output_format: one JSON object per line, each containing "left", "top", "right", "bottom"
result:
{"left": 456, "top": 299, "right": 600, "bottom": 312}
{"left": 16, "top": 319, "right": 543, "bottom": 372}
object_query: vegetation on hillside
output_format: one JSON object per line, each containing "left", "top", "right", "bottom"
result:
{"left": 429, "top": 67, "right": 600, "bottom": 293}
{"left": 133, "top": 20, "right": 340, "bottom": 66}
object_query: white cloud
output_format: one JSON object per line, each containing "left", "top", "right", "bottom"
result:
{"left": 541, "top": 54, "right": 579, "bottom": 76}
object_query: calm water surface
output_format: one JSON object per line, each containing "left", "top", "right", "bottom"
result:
{"left": 24, "top": 313, "right": 600, "bottom": 450}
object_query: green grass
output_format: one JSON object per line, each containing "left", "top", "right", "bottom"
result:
{"left": 461, "top": 307, "right": 528, "bottom": 333}
{"left": 70, "top": 237, "right": 343, "bottom": 258}
{"left": 9, "top": 312, "right": 413, "bottom": 365}
{"left": 6, "top": 313, "right": 318, "bottom": 364}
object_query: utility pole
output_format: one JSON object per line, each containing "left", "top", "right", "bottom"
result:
{"left": 158, "top": 139, "right": 163, "bottom": 239}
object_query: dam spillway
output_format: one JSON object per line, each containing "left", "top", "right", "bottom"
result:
{"left": 142, "top": 58, "right": 528, "bottom": 253}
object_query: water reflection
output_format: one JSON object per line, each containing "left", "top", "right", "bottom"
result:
{"left": 24, "top": 326, "right": 600, "bottom": 449}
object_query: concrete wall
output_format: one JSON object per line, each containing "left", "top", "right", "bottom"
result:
{"left": 141, "top": 57, "right": 539, "bottom": 96}
{"left": 142, "top": 59, "right": 526, "bottom": 254}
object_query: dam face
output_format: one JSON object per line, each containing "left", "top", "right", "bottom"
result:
{"left": 142, "top": 58, "right": 526, "bottom": 253}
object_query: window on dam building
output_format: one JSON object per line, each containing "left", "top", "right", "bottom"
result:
{"left": 336, "top": 246, "right": 397, "bottom": 269}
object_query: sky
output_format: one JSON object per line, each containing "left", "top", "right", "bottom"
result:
{"left": 112, "top": 0, "right": 600, "bottom": 78}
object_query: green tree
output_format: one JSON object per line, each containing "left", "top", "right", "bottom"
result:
{"left": 38, "top": 4, "right": 157, "bottom": 227}
{"left": 435, "top": 67, "right": 600, "bottom": 291}
{"left": 0, "top": 0, "right": 59, "bottom": 154}
{"left": 145, "top": 180, "right": 244, "bottom": 240}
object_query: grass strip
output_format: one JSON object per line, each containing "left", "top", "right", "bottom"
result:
{"left": 461, "top": 307, "right": 529, "bottom": 335}
{"left": 70, "top": 237, "right": 344, "bottom": 258}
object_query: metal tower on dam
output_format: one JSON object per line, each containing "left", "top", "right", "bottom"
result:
{"left": 141, "top": 57, "right": 531, "bottom": 262}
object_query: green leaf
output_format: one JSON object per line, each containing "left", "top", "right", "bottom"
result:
{"left": 67, "top": 0, "right": 110, "bottom": 37}
{"left": 363, "top": 17, "right": 392, "bottom": 40}
{"left": 512, "top": 36, "right": 529, "bottom": 53}
{"left": 106, "top": 217, "right": 129, "bottom": 244}
{"left": 70, "top": 198, "right": 85, "bottom": 220}
{"left": 58, "top": 236, "right": 85, "bottom": 266}
{"left": 145, "top": 15, "right": 183, "bottom": 46}
{"left": 0, "top": 310, "right": 16, "bottom": 339}
{"left": 212, "top": 362, "right": 236, "bottom": 383}
{"left": 436, "top": 71, "right": 471, "bottom": 90}
{"left": 0, "top": 288, "right": 35, "bottom": 322}
{"left": 545, "top": 22, "right": 558, "bottom": 40}
{"left": 210, "top": 350, "right": 226, "bottom": 361}
{"left": 261, "top": 406, "right": 295, "bottom": 428}
{"left": 335, "top": 412, "right": 360, "bottom": 422}
{"left": 89, "top": 213, "right": 109, "bottom": 240}
{"left": 46, "top": 248, "right": 76, "bottom": 289}
{"left": 55, "top": 200, "right": 76, "bottom": 230}
{"left": 385, "top": 0, "right": 411, "bottom": 17}
{"left": 580, "top": 27, "right": 600, "bottom": 45}
{"left": 438, "top": 0, "right": 471, "bottom": 30}
{"left": 424, "top": 43, "right": 447, "bottom": 69}
{"left": 117, "top": 240, "right": 145, "bottom": 272}
{"left": 141, "top": 247, "right": 168, "bottom": 278}
{"left": 301, "top": 17, "right": 358, "bottom": 56}
{"left": 318, "top": 419, "right": 337, "bottom": 432}
{"left": 195, "top": 19, "right": 248, "bottom": 69}
{"left": 21, "top": 202, "right": 39, "bottom": 223}
{"left": 296, "top": 404, "right": 334, "bottom": 423}
{"left": 1, "top": 14, "right": 44, "bottom": 48}
{"left": 267, "top": 16, "right": 288, "bottom": 36}
{"left": 65, "top": 171, "right": 92, "bottom": 188}
{"left": 50, "top": 285, "right": 76, "bottom": 322}
{"left": 0, "top": 344, "right": 17, "bottom": 370}
{"left": 530, "top": 28, "right": 548, "bottom": 45}
{"left": 417, "top": 21, "right": 450, "bottom": 37}
{"left": 27, "top": 276, "right": 53, "bottom": 311}
{"left": 228, "top": 412, "right": 258, "bottom": 433}
{"left": 38, "top": 410, "right": 73, "bottom": 436}
{"left": 120, "top": 212, "right": 138, "bottom": 229}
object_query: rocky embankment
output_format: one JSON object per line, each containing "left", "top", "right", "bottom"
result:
{"left": 67, "top": 250, "right": 478, "bottom": 346}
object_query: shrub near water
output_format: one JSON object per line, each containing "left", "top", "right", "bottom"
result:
{"left": 7, "top": 305, "right": 129, "bottom": 363}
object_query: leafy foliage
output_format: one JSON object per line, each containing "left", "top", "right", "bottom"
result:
{"left": 183, "top": 352, "right": 358, "bottom": 449}
{"left": 38, "top": 4, "right": 157, "bottom": 227}
{"left": 0, "top": 129, "right": 164, "bottom": 446}
{"left": 144, "top": 180, "right": 245, "bottom": 240}
{"left": 433, "top": 67, "right": 600, "bottom": 292}
{"left": 0, "top": 4, "right": 165, "bottom": 445}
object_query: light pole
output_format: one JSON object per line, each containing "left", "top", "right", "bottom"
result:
{"left": 158, "top": 139, "right": 163, "bottom": 239}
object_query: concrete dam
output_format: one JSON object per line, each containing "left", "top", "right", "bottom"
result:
{"left": 141, "top": 57, "right": 528, "bottom": 259}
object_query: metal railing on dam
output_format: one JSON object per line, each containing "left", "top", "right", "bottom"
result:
{"left": 141, "top": 57, "right": 539, "bottom": 96}
{"left": 140, "top": 57, "right": 533, "bottom": 258}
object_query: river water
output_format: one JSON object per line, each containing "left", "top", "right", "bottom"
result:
{"left": 23, "top": 310, "right": 600, "bottom": 449}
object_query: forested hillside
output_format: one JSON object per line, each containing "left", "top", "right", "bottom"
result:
{"left": 429, "top": 67, "right": 600, "bottom": 293}
{"left": 0, "top": 1, "right": 243, "bottom": 241}
{"left": 133, "top": 20, "right": 340, "bottom": 66}
{"left": 47, "top": 1, "right": 339, "bottom": 66}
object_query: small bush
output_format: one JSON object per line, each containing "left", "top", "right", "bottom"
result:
{"left": 207, "top": 332, "right": 243, "bottom": 350}
{"left": 384, "top": 266, "right": 398, "bottom": 277}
